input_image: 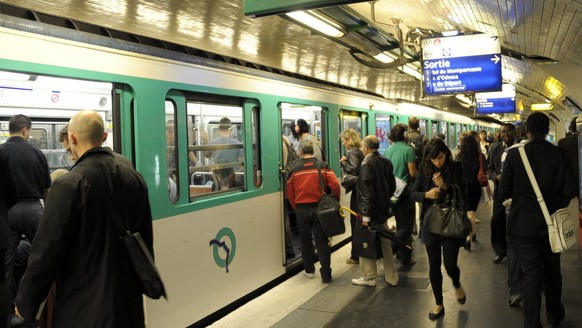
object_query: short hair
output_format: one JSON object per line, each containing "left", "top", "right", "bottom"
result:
{"left": 340, "top": 128, "right": 362, "bottom": 148}
{"left": 218, "top": 117, "right": 232, "bottom": 131}
{"left": 435, "top": 133, "right": 446, "bottom": 141}
{"left": 9, "top": 114, "right": 31, "bottom": 134}
{"left": 362, "top": 135, "right": 380, "bottom": 150}
{"left": 408, "top": 117, "right": 420, "bottom": 130}
{"left": 58, "top": 124, "right": 68, "bottom": 143}
{"left": 526, "top": 112, "right": 550, "bottom": 137}
{"left": 298, "top": 140, "right": 314, "bottom": 155}
{"left": 389, "top": 123, "right": 406, "bottom": 142}
{"left": 500, "top": 123, "right": 516, "bottom": 132}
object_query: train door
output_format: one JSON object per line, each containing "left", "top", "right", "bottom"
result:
{"left": 279, "top": 102, "right": 325, "bottom": 265}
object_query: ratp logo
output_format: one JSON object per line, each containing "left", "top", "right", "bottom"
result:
{"left": 209, "top": 227, "right": 236, "bottom": 273}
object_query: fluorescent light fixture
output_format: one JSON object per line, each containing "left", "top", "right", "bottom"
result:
{"left": 531, "top": 103, "right": 553, "bottom": 111}
{"left": 373, "top": 51, "right": 397, "bottom": 63}
{"left": 399, "top": 63, "right": 422, "bottom": 80}
{"left": 286, "top": 11, "right": 344, "bottom": 38}
{"left": 442, "top": 30, "right": 459, "bottom": 37}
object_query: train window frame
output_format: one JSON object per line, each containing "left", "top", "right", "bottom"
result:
{"left": 165, "top": 100, "right": 179, "bottom": 203}
{"left": 375, "top": 114, "right": 392, "bottom": 155}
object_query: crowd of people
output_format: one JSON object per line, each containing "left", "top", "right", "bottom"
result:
{"left": 285, "top": 114, "right": 578, "bottom": 327}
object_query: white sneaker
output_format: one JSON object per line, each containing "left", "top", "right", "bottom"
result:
{"left": 351, "top": 277, "right": 376, "bottom": 287}
{"left": 303, "top": 271, "right": 315, "bottom": 279}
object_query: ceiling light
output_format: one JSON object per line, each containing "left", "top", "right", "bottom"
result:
{"left": 531, "top": 103, "right": 553, "bottom": 111}
{"left": 441, "top": 30, "right": 459, "bottom": 37}
{"left": 399, "top": 63, "right": 422, "bottom": 80}
{"left": 286, "top": 11, "right": 344, "bottom": 38}
{"left": 373, "top": 51, "right": 397, "bottom": 63}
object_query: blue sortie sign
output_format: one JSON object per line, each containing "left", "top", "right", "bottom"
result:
{"left": 424, "top": 54, "right": 502, "bottom": 94}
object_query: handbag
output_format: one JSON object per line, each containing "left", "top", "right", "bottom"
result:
{"left": 316, "top": 163, "right": 346, "bottom": 237}
{"left": 352, "top": 228, "right": 383, "bottom": 259}
{"left": 477, "top": 153, "right": 488, "bottom": 187}
{"left": 518, "top": 147, "right": 576, "bottom": 253}
{"left": 390, "top": 176, "right": 408, "bottom": 203}
{"left": 422, "top": 184, "right": 472, "bottom": 238}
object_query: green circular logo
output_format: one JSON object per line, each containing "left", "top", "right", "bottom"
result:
{"left": 210, "top": 227, "right": 236, "bottom": 273}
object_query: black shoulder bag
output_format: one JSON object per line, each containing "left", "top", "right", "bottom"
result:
{"left": 316, "top": 162, "right": 345, "bottom": 237}
{"left": 422, "top": 184, "right": 471, "bottom": 239}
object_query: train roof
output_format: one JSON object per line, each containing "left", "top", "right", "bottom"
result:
{"left": 1, "top": 0, "right": 580, "bottom": 126}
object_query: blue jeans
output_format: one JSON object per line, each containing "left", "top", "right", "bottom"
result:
{"left": 296, "top": 204, "right": 331, "bottom": 278}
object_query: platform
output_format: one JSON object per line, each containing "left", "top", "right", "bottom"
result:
{"left": 210, "top": 201, "right": 582, "bottom": 328}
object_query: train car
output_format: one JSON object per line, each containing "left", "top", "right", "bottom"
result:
{"left": 0, "top": 22, "right": 499, "bottom": 327}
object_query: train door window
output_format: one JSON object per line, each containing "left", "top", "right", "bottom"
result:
{"left": 166, "top": 101, "right": 179, "bottom": 203}
{"left": 431, "top": 121, "right": 439, "bottom": 140}
{"left": 280, "top": 103, "right": 325, "bottom": 160}
{"left": 419, "top": 119, "right": 428, "bottom": 137}
{"left": 375, "top": 114, "right": 391, "bottom": 155}
{"left": 456, "top": 124, "right": 462, "bottom": 147}
{"left": 186, "top": 101, "right": 244, "bottom": 199}
{"left": 340, "top": 111, "right": 363, "bottom": 156}
{"left": 440, "top": 122, "right": 448, "bottom": 145}
{"left": 449, "top": 123, "right": 456, "bottom": 148}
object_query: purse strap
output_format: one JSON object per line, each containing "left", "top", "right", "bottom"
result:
{"left": 316, "top": 160, "right": 327, "bottom": 196}
{"left": 517, "top": 147, "right": 554, "bottom": 227}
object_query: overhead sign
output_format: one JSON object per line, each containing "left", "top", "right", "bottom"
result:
{"left": 422, "top": 34, "right": 502, "bottom": 95}
{"left": 475, "top": 84, "right": 516, "bottom": 114}
{"left": 244, "top": 0, "right": 369, "bottom": 17}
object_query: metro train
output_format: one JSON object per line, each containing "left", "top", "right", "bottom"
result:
{"left": 0, "top": 24, "right": 500, "bottom": 327}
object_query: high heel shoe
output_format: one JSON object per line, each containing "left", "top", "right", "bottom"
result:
{"left": 456, "top": 287, "right": 467, "bottom": 304}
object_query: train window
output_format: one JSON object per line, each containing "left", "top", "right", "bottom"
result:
{"left": 375, "top": 114, "right": 391, "bottom": 155}
{"left": 440, "top": 123, "right": 448, "bottom": 145}
{"left": 166, "top": 101, "right": 179, "bottom": 203}
{"left": 419, "top": 119, "right": 427, "bottom": 137}
{"left": 280, "top": 103, "right": 324, "bottom": 160}
{"left": 340, "top": 111, "right": 363, "bottom": 156}
{"left": 449, "top": 123, "right": 456, "bottom": 148}
{"left": 456, "top": 124, "right": 462, "bottom": 147}
{"left": 186, "top": 101, "right": 244, "bottom": 198}
{"left": 431, "top": 121, "right": 439, "bottom": 140}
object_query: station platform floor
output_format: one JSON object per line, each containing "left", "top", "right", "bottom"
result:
{"left": 210, "top": 201, "right": 582, "bottom": 328}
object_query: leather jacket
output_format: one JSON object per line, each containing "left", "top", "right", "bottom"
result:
{"left": 340, "top": 147, "right": 364, "bottom": 193}
{"left": 356, "top": 151, "right": 396, "bottom": 224}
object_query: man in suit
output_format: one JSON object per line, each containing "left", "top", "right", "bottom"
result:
{"left": 500, "top": 112, "right": 577, "bottom": 328}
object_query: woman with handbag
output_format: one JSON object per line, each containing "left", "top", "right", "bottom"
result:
{"left": 339, "top": 128, "right": 365, "bottom": 264}
{"left": 411, "top": 138, "right": 467, "bottom": 321}
{"left": 455, "top": 132, "right": 485, "bottom": 250}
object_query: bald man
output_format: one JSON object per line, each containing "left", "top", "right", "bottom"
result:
{"left": 15, "top": 110, "right": 154, "bottom": 327}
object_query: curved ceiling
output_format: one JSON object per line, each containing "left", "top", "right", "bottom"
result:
{"left": 1, "top": 0, "right": 580, "bottom": 124}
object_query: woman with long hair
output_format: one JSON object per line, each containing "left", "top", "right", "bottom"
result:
{"left": 291, "top": 119, "right": 322, "bottom": 161}
{"left": 339, "top": 128, "right": 364, "bottom": 264}
{"left": 411, "top": 138, "right": 466, "bottom": 321}
{"left": 456, "top": 132, "right": 485, "bottom": 250}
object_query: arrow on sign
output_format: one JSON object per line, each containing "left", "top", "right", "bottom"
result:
{"left": 491, "top": 55, "right": 500, "bottom": 64}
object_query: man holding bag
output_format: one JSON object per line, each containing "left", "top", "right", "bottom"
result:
{"left": 351, "top": 135, "right": 398, "bottom": 287}
{"left": 500, "top": 112, "right": 577, "bottom": 328}
{"left": 287, "top": 140, "right": 340, "bottom": 283}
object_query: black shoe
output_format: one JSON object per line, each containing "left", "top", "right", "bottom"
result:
{"left": 464, "top": 240, "right": 471, "bottom": 251}
{"left": 472, "top": 233, "right": 477, "bottom": 242}
{"left": 456, "top": 288, "right": 467, "bottom": 304}
{"left": 428, "top": 308, "right": 445, "bottom": 320}
{"left": 493, "top": 254, "right": 506, "bottom": 264}
{"left": 507, "top": 294, "right": 522, "bottom": 307}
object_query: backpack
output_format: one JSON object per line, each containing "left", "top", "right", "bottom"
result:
{"left": 283, "top": 137, "right": 298, "bottom": 172}
{"left": 408, "top": 132, "right": 426, "bottom": 168}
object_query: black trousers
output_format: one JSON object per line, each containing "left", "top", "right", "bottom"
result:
{"left": 392, "top": 189, "right": 415, "bottom": 262}
{"left": 348, "top": 190, "right": 360, "bottom": 260}
{"left": 296, "top": 205, "right": 331, "bottom": 278}
{"left": 425, "top": 244, "right": 461, "bottom": 306}
{"left": 0, "top": 248, "right": 7, "bottom": 328}
{"left": 490, "top": 198, "right": 507, "bottom": 256}
{"left": 515, "top": 235, "right": 564, "bottom": 328}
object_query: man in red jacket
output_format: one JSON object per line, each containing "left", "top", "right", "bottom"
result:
{"left": 287, "top": 140, "right": 340, "bottom": 283}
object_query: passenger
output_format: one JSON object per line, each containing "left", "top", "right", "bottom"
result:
{"left": 351, "top": 135, "right": 398, "bottom": 288}
{"left": 281, "top": 135, "right": 297, "bottom": 259}
{"left": 339, "top": 128, "right": 364, "bottom": 265}
{"left": 58, "top": 124, "right": 77, "bottom": 162}
{"left": 291, "top": 119, "right": 322, "bottom": 161}
{"left": 455, "top": 133, "right": 484, "bottom": 250}
{"left": 406, "top": 116, "right": 428, "bottom": 170}
{"left": 0, "top": 114, "right": 51, "bottom": 326}
{"left": 487, "top": 123, "right": 515, "bottom": 264}
{"left": 383, "top": 124, "right": 417, "bottom": 266}
{"left": 286, "top": 140, "right": 339, "bottom": 283}
{"left": 205, "top": 117, "right": 243, "bottom": 190}
{"left": 557, "top": 116, "right": 579, "bottom": 185}
{"left": 410, "top": 138, "right": 466, "bottom": 321}
{"left": 500, "top": 112, "right": 577, "bottom": 328}
{"left": 15, "top": 110, "right": 155, "bottom": 327}
{"left": 479, "top": 130, "right": 490, "bottom": 159}
{"left": 0, "top": 147, "right": 19, "bottom": 328}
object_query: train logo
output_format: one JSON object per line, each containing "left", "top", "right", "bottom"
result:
{"left": 209, "top": 227, "right": 236, "bottom": 273}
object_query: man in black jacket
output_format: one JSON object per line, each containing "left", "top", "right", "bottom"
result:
{"left": 15, "top": 110, "right": 154, "bottom": 327}
{"left": 500, "top": 113, "right": 577, "bottom": 328}
{"left": 351, "top": 135, "right": 398, "bottom": 287}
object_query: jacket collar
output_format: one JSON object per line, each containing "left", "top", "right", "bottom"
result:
{"left": 71, "top": 147, "right": 114, "bottom": 169}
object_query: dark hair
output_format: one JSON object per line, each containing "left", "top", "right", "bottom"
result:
{"left": 389, "top": 123, "right": 407, "bottom": 142}
{"left": 298, "top": 140, "right": 314, "bottom": 155}
{"left": 408, "top": 117, "right": 420, "bottom": 130}
{"left": 422, "top": 138, "right": 452, "bottom": 177}
{"left": 218, "top": 117, "right": 232, "bottom": 131}
{"left": 501, "top": 123, "right": 516, "bottom": 132}
{"left": 292, "top": 118, "right": 310, "bottom": 140}
{"left": 459, "top": 135, "right": 480, "bottom": 167}
{"left": 9, "top": 114, "right": 31, "bottom": 134}
{"left": 58, "top": 124, "right": 68, "bottom": 143}
{"left": 525, "top": 112, "right": 549, "bottom": 138}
